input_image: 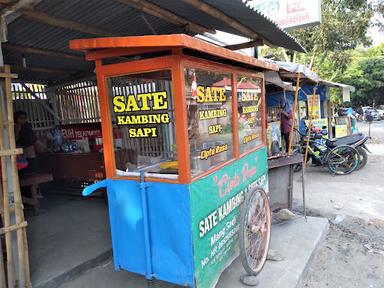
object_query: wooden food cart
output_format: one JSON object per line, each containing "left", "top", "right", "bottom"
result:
{"left": 70, "top": 34, "right": 278, "bottom": 288}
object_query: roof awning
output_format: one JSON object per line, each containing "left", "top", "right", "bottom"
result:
{"left": 264, "top": 71, "right": 296, "bottom": 91}
{"left": 264, "top": 60, "right": 319, "bottom": 83}
{"left": 2, "top": 0, "right": 305, "bottom": 84}
{"left": 319, "top": 80, "right": 356, "bottom": 92}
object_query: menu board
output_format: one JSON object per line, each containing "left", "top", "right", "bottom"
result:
{"left": 190, "top": 147, "right": 269, "bottom": 288}
{"left": 185, "top": 68, "right": 233, "bottom": 177}
{"left": 308, "top": 94, "right": 321, "bottom": 119}
{"left": 237, "top": 76, "right": 263, "bottom": 154}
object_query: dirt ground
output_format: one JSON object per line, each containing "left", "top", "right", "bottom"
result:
{"left": 296, "top": 121, "right": 384, "bottom": 288}
{"left": 299, "top": 216, "right": 384, "bottom": 288}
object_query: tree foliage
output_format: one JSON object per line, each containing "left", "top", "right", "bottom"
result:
{"left": 259, "top": 0, "right": 383, "bottom": 79}
{"left": 337, "top": 44, "right": 384, "bottom": 106}
{"left": 291, "top": 0, "right": 374, "bottom": 53}
{"left": 258, "top": 0, "right": 384, "bottom": 107}
{"left": 290, "top": 0, "right": 383, "bottom": 80}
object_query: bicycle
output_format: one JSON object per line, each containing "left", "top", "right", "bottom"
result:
{"left": 294, "top": 128, "right": 360, "bottom": 175}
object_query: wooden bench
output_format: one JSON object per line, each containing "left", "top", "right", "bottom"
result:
{"left": 20, "top": 173, "right": 53, "bottom": 215}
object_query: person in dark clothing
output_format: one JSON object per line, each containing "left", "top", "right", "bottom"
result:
{"left": 279, "top": 96, "right": 292, "bottom": 153}
{"left": 14, "top": 111, "right": 37, "bottom": 173}
{"left": 357, "top": 106, "right": 364, "bottom": 121}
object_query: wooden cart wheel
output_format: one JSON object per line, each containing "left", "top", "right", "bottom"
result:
{"left": 240, "top": 187, "right": 271, "bottom": 276}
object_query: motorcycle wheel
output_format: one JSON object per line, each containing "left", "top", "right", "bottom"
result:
{"left": 327, "top": 145, "right": 360, "bottom": 175}
{"left": 356, "top": 147, "right": 368, "bottom": 170}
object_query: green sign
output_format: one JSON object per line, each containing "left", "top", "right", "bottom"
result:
{"left": 190, "top": 147, "right": 268, "bottom": 288}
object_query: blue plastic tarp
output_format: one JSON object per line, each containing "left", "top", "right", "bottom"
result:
{"left": 266, "top": 84, "right": 327, "bottom": 107}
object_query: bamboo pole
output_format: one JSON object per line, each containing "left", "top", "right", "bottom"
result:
{"left": 0, "top": 241, "right": 5, "bottom": 288}
{"left": 0, "top": 175, "right": 6, "bottom": 288}
{"left": 304, "top": 86, "right": 317, "bottom": 171}
{"left": 4, "top": 66, "right": 26, "bottom": 287}
{"left": 4, "top": 65, "right": 31, "bottom": 287}
{"left": 288, "top": 73, "right": 301, "bottom": 155}
{"left": 0, "top": 77, "right": 15, "bottom": 288}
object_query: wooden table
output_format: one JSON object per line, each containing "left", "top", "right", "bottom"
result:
{"left": 20, "top": 173, "right": 53, "bottom": 215}
{"left": 37, "top": 152, "right": 105, "bottom": 182}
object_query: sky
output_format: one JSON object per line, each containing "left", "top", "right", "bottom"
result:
{"left": 368, "top": 13, "right": 384, "bottom": 46}
{"left": 369, "top": 27, "right": 384, "bottom": 46}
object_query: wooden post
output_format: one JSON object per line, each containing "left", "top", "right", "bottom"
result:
{"left": 304, "top": 86, "right": 317, "bottom": 171}
{"left": 288, "top": 73, "right": 301, "bottom": 155}
{"left": 327, "top": 100, "right": 333, "bottom": 138}
{"left": 0, "top": 65, "right": 32, "bottom": 288}
{"left": 0, "top": 80, "right": 15, "bottom": 288}
{"left": 0, "top": 240, "right": 5, "bottom": 288}
{"left": 0, "top": 174, "right": 8, "bottom": 288}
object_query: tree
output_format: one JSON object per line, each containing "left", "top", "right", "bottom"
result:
{"left": 291, "top": 0, "right": 380, "bottom": 78}
{"left": 337, "top": 44, "right": 384, "bottom": 106}
{"left": 258, "top": 0, "right": 383, "bottom": 80}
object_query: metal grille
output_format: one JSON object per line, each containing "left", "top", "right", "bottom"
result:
{"left": 109, "top": 76, "right": 176, "bottom": 160}
{"left": 55, "top": 81, "right": 101, "bottom": 124}
{"left": 12, "top": 81, "right": 101, "bottom": 140}
{"left": 12, "top": 83, "right": 56, "bottom": 135}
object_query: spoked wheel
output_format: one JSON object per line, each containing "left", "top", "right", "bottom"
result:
{"left": 356, "top": 147, "right": 368, "bottom": 170}
{"left": 240, "top": 187, "right": 271, "bottom": 276}
{"left": 327, "top": 145, "right": 360, "bottom": 175}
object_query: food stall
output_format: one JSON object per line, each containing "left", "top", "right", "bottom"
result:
{"left": 70, "top": 34, "right": 277, "bottom": 288}
{"left": 263, "top": 71, "right": 301, "bottom": 210}
{"left": 262, "top": 62, "right": 321, "bottom": 210}
{"left": 319, "top": 80, "right": 356, "bottom": 138}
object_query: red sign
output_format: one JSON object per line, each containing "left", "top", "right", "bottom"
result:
{"left": 61, "top": 123, "right": 102, "bottom": 141}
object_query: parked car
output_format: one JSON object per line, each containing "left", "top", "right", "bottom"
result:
{"left": 365, "top": 108, "right": 381, "bottom": 121}
{"left": 376, "top": 107, "right": 384, "bottom": 119}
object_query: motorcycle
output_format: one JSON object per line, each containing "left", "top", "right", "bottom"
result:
{"left": 294, "top": 127, "right": 369, "bottom": 171}
{"left": 324, "top": 133, "right": 370, "bottom": 170}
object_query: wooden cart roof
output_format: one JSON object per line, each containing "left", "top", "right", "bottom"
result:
{"left": 70, "top": 34, "right": 279, "bottom": 72}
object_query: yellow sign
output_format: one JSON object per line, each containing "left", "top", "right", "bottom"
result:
{"left": 113, "top": 91, "right": 168, "bottom": 112}
{"left": 335, "top": 125, "right": 349, "bottom": 137}
{"left": 112, "top": 91, "right": 170, "bottom": 138}
{"left": 196, "top": 86, "right": 226, "bottom": 103}
{"left": 308, "top": 94, "right": 321, "bottom": 119}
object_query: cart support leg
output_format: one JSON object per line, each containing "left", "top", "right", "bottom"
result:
{"left": 140, "top": 171, "right": 154, "bottom": 281}
{"left": 301, "top": 167, "right": 307, "bottom": 222}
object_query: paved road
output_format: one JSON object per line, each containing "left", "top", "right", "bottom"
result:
{"left": 293, "top": 120, "right": 384, "bottom": 221}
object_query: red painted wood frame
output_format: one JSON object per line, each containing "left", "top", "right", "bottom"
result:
{"left": 93, "top": 53, "right": 266, "bottom": 184}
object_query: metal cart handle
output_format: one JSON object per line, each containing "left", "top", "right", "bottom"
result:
{"left": 82, "top": 179, "right": 109, "bottom": 197}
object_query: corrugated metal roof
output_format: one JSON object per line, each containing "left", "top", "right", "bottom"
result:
{"left": 205, "top": 0, "right": 306, "bottom": 53}
{"left": 266, "top": 60, "right": 319, "bottom": 82}
{"left": 4, "top": 0, "right": 306, "bottom": 84}
{"left": 34, "top": 0, "right": 184, "bottom": 36}
{"left": 3, "top": 48, "right": 92, "bottom": 71}
{"left": 148, "top": 0, "right": 241, "bottom": 36}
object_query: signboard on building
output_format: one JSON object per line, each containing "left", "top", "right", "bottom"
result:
{"left": 308, "top": 94, "right": 321, "bottom": 119}
{"left": 342, "top": 87, "right": 351, "bottom": 102}
{"left": 244, "top": 0, "right": 322, "bottom": 30}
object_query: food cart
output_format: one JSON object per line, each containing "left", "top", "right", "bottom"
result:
{"left": 70, "top": 34, "right": 278, "bottom": 288}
